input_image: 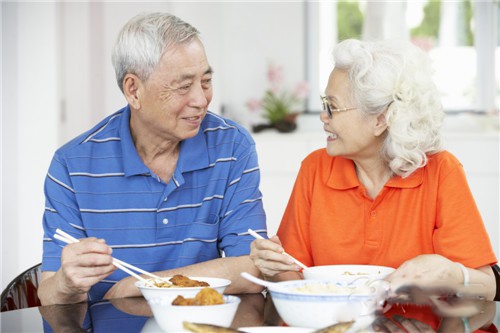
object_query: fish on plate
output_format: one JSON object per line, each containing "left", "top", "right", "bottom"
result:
{"left": 183, "top": 322, "right": 245, "bottom": 333}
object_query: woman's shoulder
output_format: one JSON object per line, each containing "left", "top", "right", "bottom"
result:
{"left": 302, "top": 148, "right": 331, "bottom": 164}
{"left": 424, "top": 150, "right": 466, "bottom": 180}
{"left": 427, "top": 150, "right": 462, "bottom": 168}
{"left": 301, "top": 148, "right": 344, "bottom": 173}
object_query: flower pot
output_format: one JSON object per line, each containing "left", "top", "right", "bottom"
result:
{"left": 273, "top": 120, "right": 297, "bottom": 133}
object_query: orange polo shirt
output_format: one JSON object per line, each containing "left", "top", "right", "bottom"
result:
{"left": 277, "top": 149, "right": 497, "bottom": 269}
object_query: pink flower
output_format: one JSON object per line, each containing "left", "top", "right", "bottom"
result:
{"left": 246, "top": 61, "right": 309, "bottom": 119}
{"left": 246, "top": 98, "right": 262, "bottom": 112}
{"left": 267, "top": 63, "right": 284, "bottom": 92}
{"left": 292, "top": 81, "right": 309, "bottom": 100}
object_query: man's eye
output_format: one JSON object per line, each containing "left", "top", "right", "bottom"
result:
{"left": 176, "top": 85, "right": 191, "bottom": 93}
{"left": 202, "top": 78, "right": 212, "bottom": 88}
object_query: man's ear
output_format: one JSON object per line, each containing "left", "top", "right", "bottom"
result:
{"left": 373, "top": 111, "right": 388, "bottom": 137}
{"left": 123, "top": 74, "right": 142, "bottom": 109}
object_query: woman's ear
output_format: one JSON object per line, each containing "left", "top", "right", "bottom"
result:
{"left": 123, "top": 74, "right": 142, "bottom": 110}
{"left": 373, "top": 111, "right": 388, "bottom": 137}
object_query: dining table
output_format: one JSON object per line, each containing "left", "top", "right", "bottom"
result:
{"left": 1, "top": 292, "right": 500, "bottom": 333}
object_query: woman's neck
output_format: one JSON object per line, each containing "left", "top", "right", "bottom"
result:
{"left": 353, "top": 158, "right": 392, "bottom": 200}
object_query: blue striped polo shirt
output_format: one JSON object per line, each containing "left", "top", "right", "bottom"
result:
{"left": 41, "top": 105, "right": 267, "bottom": 300}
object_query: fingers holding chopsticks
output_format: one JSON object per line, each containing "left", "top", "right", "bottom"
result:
{"left": 56, "top": 235, "right": 117, "bottom": 295}
{"left": 249, "top": 235, "right": 302, "bottom": 277}
{"left": 54, "top": 229, "right": 162, "bottom": 286}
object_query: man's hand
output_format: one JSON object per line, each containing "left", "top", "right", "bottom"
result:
{"left": 38, "top": 237, "right": 116, "bottom": 305}
{"left": 57, "top": 237, "right": 116, "bottom": 294}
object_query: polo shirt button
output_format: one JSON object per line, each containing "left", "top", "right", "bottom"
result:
{"left": 370, "top": 211, "right": 377, "bottom": 217}
{"left": 164, "top": 197, "right": 168, "bottom": 202}
{"left": 162, "top": 218, "right": 169, "bottom": 224}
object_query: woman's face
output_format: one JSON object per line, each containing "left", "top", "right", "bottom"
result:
{"left": 320, "top": 68, "right": 383, "bottom": 160}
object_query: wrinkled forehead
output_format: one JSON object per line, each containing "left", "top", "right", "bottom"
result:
{"left": 151, "top": 39, "right": 212, "bottom": 82}
{"left": 325, "top": 68, "right": 353, "bottom": 103}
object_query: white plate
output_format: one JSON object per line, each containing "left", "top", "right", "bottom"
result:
{"left": 239, "top": 327, "right": 314, "bottom": 333}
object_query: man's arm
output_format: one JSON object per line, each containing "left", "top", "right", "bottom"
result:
{"left": 103, "top": 255, "right": 264, "bottom": 300}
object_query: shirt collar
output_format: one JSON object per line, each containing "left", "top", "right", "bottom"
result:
{"left": 326, "top": 155, "right": 423, "bottom": 190}
{"left": 120, "top": 106, "right": 149, "bottom": 177}
{"left": 120, "top": 106, "right": 210, "bottom": 177}
{"left": 177, "top": 128, "right": 209, "bottom": 173}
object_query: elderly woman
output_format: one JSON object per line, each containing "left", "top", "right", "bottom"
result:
{"left": 250, "top": 39, "right": 497, "bottom": 303}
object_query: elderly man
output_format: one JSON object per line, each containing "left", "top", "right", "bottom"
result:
{"left": 38, "top": 12, "right": 266, "bottom": 305}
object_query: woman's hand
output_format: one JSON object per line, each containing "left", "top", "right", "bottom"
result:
{"left": 249, "top": 235, "right": 301, "bottom": 277}
{"left": 387, "top": 254, "right": 463, "bottom": 302}
{"left": 386, "top": 254, "right": 495, "bottom": 318}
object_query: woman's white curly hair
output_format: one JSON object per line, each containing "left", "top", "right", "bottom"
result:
{"left": 333, "top": 39, "right": 444, "bottom": 178}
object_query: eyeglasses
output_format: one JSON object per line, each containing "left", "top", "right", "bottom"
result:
{"left": 320, "top": 95, "right": 357, "bottom": 118}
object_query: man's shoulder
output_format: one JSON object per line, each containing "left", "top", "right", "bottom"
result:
{"left": 201, "top": 112, "right": 255, "bottom": 146}
{"left": 55, "top": 108, "right": 127, "bottom": 158}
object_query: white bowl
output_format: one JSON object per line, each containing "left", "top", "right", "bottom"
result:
{"left": 267, "top": 279, "right": 387, "bottom": 329}
{"left": 135, "top": 277, "right": 231, "bottom": 303}
{"left": 303, "top": 265, "right": 395, "bottom": 284}
{"left": 147, "top": 295, "right": 241, "bottom": 332}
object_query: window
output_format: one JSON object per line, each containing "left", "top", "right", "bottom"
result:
{"left": 305, "top": 0, "right": 499, "bottom": 114}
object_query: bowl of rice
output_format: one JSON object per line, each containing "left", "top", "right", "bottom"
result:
{"left": 266, "top": 279, "right": 388, "bottom": 329}
{"left": 303, "top": 264, "right": 395, "bottom": 285}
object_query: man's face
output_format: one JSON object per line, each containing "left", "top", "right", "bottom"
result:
{"left": 131, "top": 38, "right": 213, "bottom": 143}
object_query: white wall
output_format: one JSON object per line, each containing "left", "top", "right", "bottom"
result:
{"left": 2, "top": 2, "right": 59, "bottom": 289}
{"left": 1, "top": 1, "right": 305, "bottom": 290}
{"left": 58, "top": 1, "right": 305, "bottom": 142}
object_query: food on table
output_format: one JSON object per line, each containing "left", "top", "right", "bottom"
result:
{"left": 170, "top": 274, "right": 210, "bottom": 287}
{"left": 150, "top": 274, "right": 210, "bottom": 288}
{"left": 313, "top": 321, "right": 354, "bottom": 333}
{"left": 172, "top": 287, "right": 225, "bottom": 306}
{"left": 182, "top": 322, "right": 244, "bottom": 332}
{"left": 342, "top": 271, "right": 370, "bottom": 275}
{"left": 292, "top": 282, "right": 375, "bottom": 294}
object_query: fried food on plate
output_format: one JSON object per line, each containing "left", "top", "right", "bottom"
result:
{"left": 170, "top": 274, "right": 210, "bottom": 287}
{"left": 183, "top": 322, "right": 244, "bottom": 332}
{"left": 149, "top": 274, "right": 210, "bottom": 288}
{"left": 172, "top": 287, "right": 225, "bottom": 306}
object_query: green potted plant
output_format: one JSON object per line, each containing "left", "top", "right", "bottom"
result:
{"left": 247, "top": 62, "right": 308, "bottom": 133}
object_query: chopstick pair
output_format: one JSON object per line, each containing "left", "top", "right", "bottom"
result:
{"left": 53, "top": 228, "right": 167, "bottom": 287}
{"left": 247, "top": 228, "right": 310, "bottom": 271}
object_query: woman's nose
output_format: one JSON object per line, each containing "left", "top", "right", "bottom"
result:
{"left": 319, "top": 109, "right": 329, "bottom": 123}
